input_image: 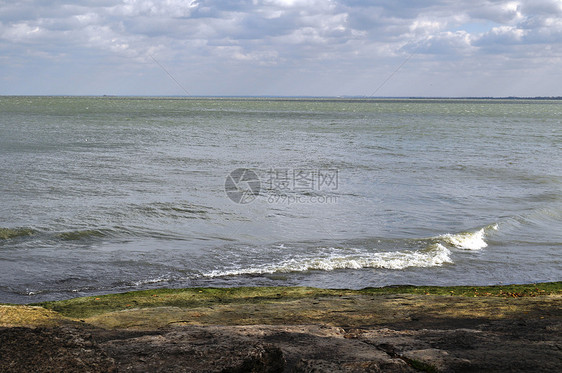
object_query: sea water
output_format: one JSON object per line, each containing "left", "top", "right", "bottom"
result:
{"left": 0, "top": 97, "right": 560, "bottom": 303}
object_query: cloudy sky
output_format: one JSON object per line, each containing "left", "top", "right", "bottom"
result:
{"left": 1, "top": 0, "right": 561, "bottom": 96}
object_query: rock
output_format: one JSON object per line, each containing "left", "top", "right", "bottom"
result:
{"left": 0, "top": 326, "right": 116, "bottom": 373}
{"left": 1, "top": 289, "right": 561, "bottom": 372}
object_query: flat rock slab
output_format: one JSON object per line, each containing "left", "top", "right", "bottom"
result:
{"left": 1, "top": 319, "right": 561, "bottom": 372}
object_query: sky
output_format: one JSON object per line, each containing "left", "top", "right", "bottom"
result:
{"left": 1, "top": 0, "right": 561, "bottom": 97}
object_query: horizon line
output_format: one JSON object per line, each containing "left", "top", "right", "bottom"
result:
{"left": 1, "top": 94, "right": 561, "bottom": 100}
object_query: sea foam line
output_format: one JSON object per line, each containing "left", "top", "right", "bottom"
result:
{"left": 203, "top": 224, "right": 498, "bottom": 278}
{"left": 203, "top": 243, "right": 452, "bottom": 278}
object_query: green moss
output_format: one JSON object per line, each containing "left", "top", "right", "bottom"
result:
{"left": 0, "top": 305, "right": 67, "bottom": 327}
{"left": 36, "top": 287, "right": 340, "bottom": 319}
{"left": 33, "top": 282, "right": 562, "bottom": 320}
{"left": 358, "top": 282, "right": 562, "bottom": 297}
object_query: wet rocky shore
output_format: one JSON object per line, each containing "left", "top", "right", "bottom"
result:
{"left": 1, "top": 284, "right": 561, "bottom": 372}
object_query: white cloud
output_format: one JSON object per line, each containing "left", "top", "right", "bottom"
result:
{"left": 1, "top": 22, "right": 45, "bottom": 43}
{"left": 0, "top": 0, "right": 560, "bottom": 96}
{"left": 109, "top": 0, "right": 199, "bottom": 17}
{"left": 409, "top": 30, "right": 475, "bottom": 57}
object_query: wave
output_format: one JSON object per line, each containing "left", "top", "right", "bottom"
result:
{"left": 202, "top": 224, "right": 500, "bottom": 278}
{"left": 128, "top": 276, "right": 176, "bottom": 287}
{"left": 56, "top": 229, "right": 108, "bottom": 241}
{"left": 0, "top": 227, "right": 36, "bottom": 240}
{"left": 1, "top": 224, "right": 203, "bottom": 245}
{"left": 203, "top": 243, "right": 452, "bottom": 278}
{"left": 1, "top": 227, "right": 115, "bottom": 242}
{"left": 129, "top": 201, "right": 211, "bottom": 219}
{"left": 438, "top": 224, "right": 498, "bottom": 250}
{"left": 506, "top": 206, "right": 561, "bottom": 229}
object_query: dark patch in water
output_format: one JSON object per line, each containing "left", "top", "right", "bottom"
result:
{"left": 0, "top": 228, "right": 35, "bottom": 240}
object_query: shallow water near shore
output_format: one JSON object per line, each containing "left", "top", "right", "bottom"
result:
{"left": 0, "top": 97, "right": 561, "bottom": 303}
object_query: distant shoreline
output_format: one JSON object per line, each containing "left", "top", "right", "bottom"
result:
{"left": 1, "top": 94, "right": 562, "bottom": 100}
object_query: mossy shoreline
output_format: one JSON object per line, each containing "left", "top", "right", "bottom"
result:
{"left": 2, "top": 282, "right": 561, "bottom": 372}
{"left": 23, "top": 281, "right": 562, "bottom": 320}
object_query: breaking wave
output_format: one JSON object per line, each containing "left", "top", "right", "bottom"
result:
{"left": 203, "top": 243, "right": 452, "bottom": 278}
{"left": 202, "top": 224, "right": 499, "bottom": 278}
{"left": 439, "top": 224, "right": 498, "bottom": 250}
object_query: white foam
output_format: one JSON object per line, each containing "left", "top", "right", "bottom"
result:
{"left": 131, "top": 276, "right": 171, "bottom": 286}
{"left": 203, "top": 244, "right": 452, "bottom": 277}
